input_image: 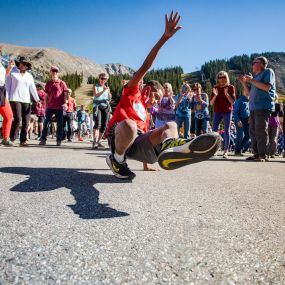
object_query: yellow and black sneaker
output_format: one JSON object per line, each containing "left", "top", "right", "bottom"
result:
{"left": 158, "top": 132, "right": 221, "bottom": 170}
{"left": 106, "top": 154, "right": 136, "bottom": 180}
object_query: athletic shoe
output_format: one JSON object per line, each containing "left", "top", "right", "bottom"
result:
{"left": 92, "top": 142, "right": 98, "bottom": 149}
{"left": 56, "top": 140, "right": 62, "bottom": 146}
{"left": 68, "top": 138, "right": 72, "bottom": 142}
{"left": 255, "top": 157, "right": 268, "bottom": 162}
{"left": 106, "top": 154, "right": 136, "bottom": 180}
{"left": 98, "top": 142, "right": 105, "bottom": 149}
{"left": 79, "top": 137, "right": 83, "bottom": 142}
{"left": 246, "top": 154, "right": 259, "bottom": 161}
{"left": 39, "top": 140, "right": 46, "bottom": 146}
{"left": 19, "top": 141, "right": 28, "bottom": 147}
{"left": 158, "top": 132, "right": 221, "bottom": 170}
{"left": 223, "top": 153, "right": 229, "bottom": 159}
{"left": 1, "top": 139, "right": 13, "bottom": 147}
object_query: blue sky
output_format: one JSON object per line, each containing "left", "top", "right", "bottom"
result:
{"left": 0, "top": 0, "right": 284, "bottom": 72}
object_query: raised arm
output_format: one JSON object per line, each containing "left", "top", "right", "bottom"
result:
{"left": 127, "top": 11, "right": 182, "bottom": 88}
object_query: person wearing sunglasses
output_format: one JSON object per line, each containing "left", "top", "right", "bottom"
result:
{"left": 239, "top": 56, "right": 276, "bottom": 162}
{"left": 210, "top": 71, "right": 236, "bottom": 158}
{"left": 92, "top": 72, "right": 112, "bottom": 149}
{"left": 39, "top": 66, "right": 68, "bottom": 146}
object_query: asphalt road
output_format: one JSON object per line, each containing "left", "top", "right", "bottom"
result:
{"left": 0, "top": 139, "right": 284, "bottom": 285}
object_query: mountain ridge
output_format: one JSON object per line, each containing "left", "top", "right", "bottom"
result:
{"left": 0, "top": 43, "right": 134, "bottom": 81}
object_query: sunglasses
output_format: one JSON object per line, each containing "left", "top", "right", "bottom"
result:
{"left": 100, "top": 78, "right": 107, "bottom": 80}
{"left": 252, "top": 61, "right": 261, "bottom": 65}
{"left": 218, "top": 76, "right": 226, "bottom": 79}
{"left": 51, "top": 69, "right": 58, "bottom": 73}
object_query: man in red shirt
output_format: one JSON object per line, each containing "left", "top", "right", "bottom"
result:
{"left": 39, "top": 66, "right": 68, "bottom": 146}
{"left": 106, "top": 11, "right": 221, "bottom": 180}
{"left": 62, "top": 88, "right": 77, "bottom": 142}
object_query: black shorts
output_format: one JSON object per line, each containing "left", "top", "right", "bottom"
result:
{"left": 37, "top": 116, "right": 45, "bottom": 123}
{"left": 107, "top": 124, "right": 161, "bottom": 164}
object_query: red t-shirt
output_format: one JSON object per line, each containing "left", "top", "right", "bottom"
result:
{"left": 107, "top": 84, "right": 149, "bottom": 134}
{"left": 45, "top": 79, "right": 68, "bottom": 109}
{"left": 66, "top": 97, "right": 77, "bottom": 113}
{"left": 211, "top": 85, "right": 236, "bottom": 113}
{"left": 35, "top": 90, "right": 47, "bottom": 117}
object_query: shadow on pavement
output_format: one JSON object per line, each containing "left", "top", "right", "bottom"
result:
{"left": 0, "top": 167, "right": 130, "bottom": 219}
{"left": 209, "top": 157, "right": 285, "bottom": 163}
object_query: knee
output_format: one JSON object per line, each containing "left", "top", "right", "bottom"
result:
{"left": 164, "top": 121, "right": 177, "bottom": 131}
{"left": 120, "top": 119, "right": 137, "bottom": 137}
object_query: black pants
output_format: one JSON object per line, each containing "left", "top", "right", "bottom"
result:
{"left": 93, "top": 106, "right": 110, "bottom": 133}
{"left": 41, "top": 108, "right": 64, "bottom": 142}
{"left": 190, "top": 112, "right": 195, "bottom": 134}
{"left": 62, "top": 112, "right": 74, "bottom": 140}
{"left": 249, "top": 110, "right": 271, "bottom": 158}
{"left": 10, "top": 101, "right": 31, "bottom": 143}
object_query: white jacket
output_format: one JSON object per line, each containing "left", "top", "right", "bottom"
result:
{"left": 5, "top": 67, "right": 39, "bottom": 103}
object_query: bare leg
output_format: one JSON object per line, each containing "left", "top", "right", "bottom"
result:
{"left": 39, "top": 123, "right": 43, "bottom": 137}
{"left": 149, "top": 121, "right": 178, "bottom": 146}
{"left": 93, "top": 128, "right": 99, "bottom": 142}
{"left": 97, "top": 132, "right": 104, "bottom": 142}
{"left": 115, "top": 119, "right": 138, "bottom": 155}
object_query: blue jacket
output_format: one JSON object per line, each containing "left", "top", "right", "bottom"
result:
{"left": 233, "top": 96, "right": 250, "bottom": 123}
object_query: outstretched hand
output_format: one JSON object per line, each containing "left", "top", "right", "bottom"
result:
{"left": 164, "top": 11, "right": 182, "bottom": 39}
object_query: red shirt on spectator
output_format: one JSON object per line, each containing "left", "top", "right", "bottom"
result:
{"left": 35, "top": 90, "right": 47, "bottom": 117}
{"left": 66, "top": 97, "right": 77, "bottom": 113}
{"left": 211, "top": 85, "right": 236, "bottom": 113}
{"left": 107, "top": 84, "right": 149, "bottom": 134}
{"left": 45, "top": 79, "right": 68, "bottom": 109}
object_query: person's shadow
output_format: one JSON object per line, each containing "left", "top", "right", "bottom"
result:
{"left": 0, "top": 167, "right": 129, "bottom": 219}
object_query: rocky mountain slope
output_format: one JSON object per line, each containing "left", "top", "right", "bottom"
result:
{"left": 0, "top": 43, "right": 134, "bottom": 80}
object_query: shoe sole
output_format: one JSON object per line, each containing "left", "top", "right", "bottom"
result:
{"left": 158, "top": 132, "right": 221, "bottom": 170}
{"left": 106, "top": 156, "right": 136, "bottom": 180}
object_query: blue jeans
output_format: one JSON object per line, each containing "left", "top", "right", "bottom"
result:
{"left": 176, "top": 116, "right": 190, "bottom": 139}
{"left": 235, "top": 118, "right": 250, "bottom": 153}
{"left": 41, "top": 108, "right": 64, "bottom": 142}
{"left": 212, "top": 112, "right": 232, "bottom": 151}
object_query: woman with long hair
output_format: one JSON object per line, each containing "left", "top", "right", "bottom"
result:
{"left": 210, "top": 71, "right": 236, "bottom": 158}
{"left": 155, "top": 82, "right": 175, "bottom": 128}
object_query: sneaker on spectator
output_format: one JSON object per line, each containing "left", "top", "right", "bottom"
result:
{"left": 246, "top": 154, "right": 259, "bottom": 161}
{"left": 39, "top": 140, "right": 46, "bottom": 146}
{"left": 98, "top": 142, "right": 105, "bottom": 149}
{"left": 20, "top": 141, "right": 28, "bottom": 147}
{"left": 1, "top": 139, "right": 13, "bottom": 147}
